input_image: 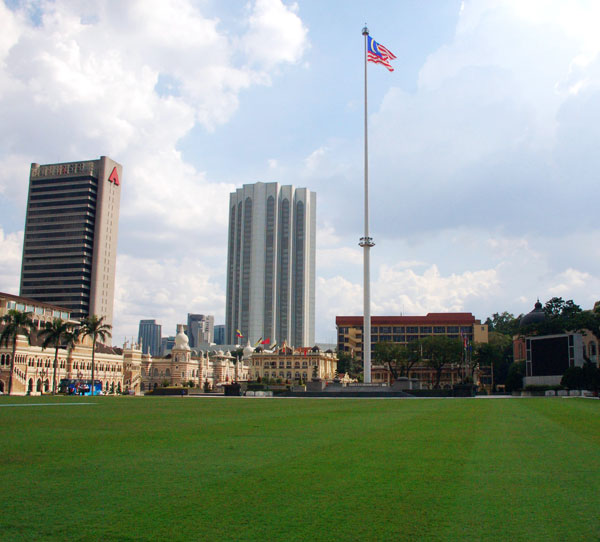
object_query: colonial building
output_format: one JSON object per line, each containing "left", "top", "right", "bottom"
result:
{"left": 0, "top": 291, "right": 74, "bottom": 329}
{"left": 140, "top": 325, "right": 249, "bottom": 392}
{"left": 248, "top": 344, "right": 337, "bottom": 383}
{"left": 0, "top": 330, "right": 131, "bottom": 395}
{"left": 0, "top": 324, "right": 250, "bottom": 396}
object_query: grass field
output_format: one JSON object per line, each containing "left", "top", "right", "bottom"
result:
{"left": 0, "top": 396, "right": 598, "bottom": 541}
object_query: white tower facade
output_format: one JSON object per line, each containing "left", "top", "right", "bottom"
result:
{"left": 225, "top": 182, "right": 316, "bottom": 348}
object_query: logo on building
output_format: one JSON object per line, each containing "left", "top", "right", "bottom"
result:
{"left": 108, "top": 167, "right": 120, "bottom": 186}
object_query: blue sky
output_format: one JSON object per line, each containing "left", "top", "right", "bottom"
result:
{"left": 1, "top": 0, "right": 600, "bottom": 345}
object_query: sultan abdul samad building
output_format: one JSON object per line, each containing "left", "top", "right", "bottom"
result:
{"left": 0, "top": 293, "right": 245, "bottom": 395}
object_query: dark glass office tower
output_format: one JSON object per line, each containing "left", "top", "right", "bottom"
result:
{"left": 19, "top": 156, "right": 121, "bottom": 325}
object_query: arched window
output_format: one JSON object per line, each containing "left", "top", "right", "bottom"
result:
{"left": 154, "top": 368, "right": 159, "bottom": 377}
{"left": 165, "top": 368, "right": 171, "bottom": 377}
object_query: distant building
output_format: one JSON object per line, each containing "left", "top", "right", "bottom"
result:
{"left": 161, "top": 336, "right": 176, "bottom": 356}
{"left": 214, "top": 325, "right": 225, "bottom": 345}
{"left": 336, "top": 313, "right": 488, "bottom": 360}
{"left": 513, "top": 301, "right": 599, "bottom": 387}
{"left": 138, "top": 319, "right": 162, "bottom": 357}
{"left": 225, "top": 182, "right": 316, "bottom": 348}
{"left": 19, "top": 157, "right": 122, "bottom": 325}
{"left": 336, "top": 313, "right": 488, "bottom": 389}
{"left": 187, "top": 314, "right": 214, "bottom": 347}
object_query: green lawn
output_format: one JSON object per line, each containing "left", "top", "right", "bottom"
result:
{"left": 0, "top": 396, "right": 598, "bottom": 541}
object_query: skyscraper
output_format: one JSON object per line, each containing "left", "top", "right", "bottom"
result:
{"left": 19, "top": 157, "right": 121, "bottom": 325}
{"left": 225, "top": 182, "right": 316, "bottom": 347}
{"left": 138, "top": 319, "right": 162, "bottom": 357}
{"left": 213, "top": 324, "right": 225, "bottom": 345}
{"left": 186, "top": 313, "right": 214, "bottom": 347}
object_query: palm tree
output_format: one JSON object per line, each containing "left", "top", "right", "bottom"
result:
{"left": 39, "top": 318, "right": 71, "bottom": 394}
{"left": 0, "top": 309, "right": 35, "bottom": 395}
{"left": 80, "top": 315, "right": 112, "bottom": 396}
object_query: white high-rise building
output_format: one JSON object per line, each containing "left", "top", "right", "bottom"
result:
{"left": 225, "top": 182, "right": 316, "bottom": 347}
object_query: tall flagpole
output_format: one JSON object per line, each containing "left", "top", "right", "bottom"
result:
{"left": 361, "top": 26, "right": 374, "bottom": 384}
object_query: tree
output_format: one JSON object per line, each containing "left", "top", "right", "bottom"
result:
{"left": 421, "top": 336, "right": 463, "bottom": 389}
{"left": 505, "top": 361, "right": 525, "bottom": 392}
{"left": 373, "top": 342, "right": 402, "bottom": 380}
{"left": 475, "top": 332, "right": 514, "bottom": 389}
{"left": 544, "top": 297, "right": 582, "bottom": 320}
{"left": 485, "top": 312, "right": 520, "bottom": 336}
{"left": 561, "top": 362, "right": 600, "bottom": 391}
{"left": 80, "top": 315, "right": 112, "bottom": 396}
{"left": 336, "top": 351, "right": 362, "bottom": 378}
{"left": 39, "top": 318, "right": 72, "bottom": 395}
{"left": 373, "top": 341, "right": 423, "bottom": 380}
{"left": 0, "top": 310, "right": 35, "bottom": 395}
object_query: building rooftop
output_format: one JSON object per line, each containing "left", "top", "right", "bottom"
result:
{"left": 336, "top": 313, "right": 481, "bottom": 326}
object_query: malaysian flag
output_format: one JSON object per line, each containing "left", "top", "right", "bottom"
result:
{"left": 367, "top": 35, "right": 396, "bottom": 72}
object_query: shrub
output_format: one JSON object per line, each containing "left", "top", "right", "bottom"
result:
{"left": 505, "top": 361, "right": 525, "bottom": 392}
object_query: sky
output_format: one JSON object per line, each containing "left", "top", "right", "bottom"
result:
{"left": 1, "top": 0, "right": 600, "bottom": 346}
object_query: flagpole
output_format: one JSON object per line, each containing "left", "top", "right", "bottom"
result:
{"left": 361, "top": 25, "right": 374, "bottom": 384}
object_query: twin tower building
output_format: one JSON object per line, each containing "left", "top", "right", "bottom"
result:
{"left": 20, "top": 157, "right": 315, "bottom": 349}
{"left": 225, "top": 183, "right": 316, "bottom": 348}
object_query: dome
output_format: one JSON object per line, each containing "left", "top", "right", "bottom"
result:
{"left": 255, "top": 346, "right": 263, "bottom": 353}
{"left": 173, "top": 324, "right": 190, "bottom": 351}
{"left": 520, "top": 300, "right": 546, "bottom": 328}
{"left": 217, "top": 350, "right": 224, "bottom": 356}
{"left": 311, "top": 345, "right": 321, "bottom": 352}
{"left": 243, "top": 340, "right": 255, "bottom": 359}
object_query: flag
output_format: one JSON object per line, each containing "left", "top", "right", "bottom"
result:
{"left": 254, "top": 337, "right": 263, "bottom": 347}
{"left": 261, "top": 338, "right": 270, "bottom": 345}
{"left": 367, "top": 35, "right": 396, "bottom": 72}
{"left": 236, "top": 329, "right": 243, "bottom": 338}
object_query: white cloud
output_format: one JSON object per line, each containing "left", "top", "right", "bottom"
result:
{"left": 0, "top": 0, "right": 309, "bottom": 341}
{"left": 0, "top": 228, "right": 22, "bottom": 294}
{"left": 114, "top": 253, "right": 226, "bottom": 344}
{"left": 242, "top": 0, "right": 308, "bottom": 69}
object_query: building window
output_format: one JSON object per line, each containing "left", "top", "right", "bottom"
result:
{"left": 264, "top": 195, "right": 276, "bottom": 340}
{"left": 240, "top": 197, "right": 253, "bottom": 336}
{"left": 293, "top": 200, "right": 305, "bottom": 347}
{"left": 278, "top": 198, "right": 290, "bottom": 343}
{"left": 433, "top": 326, "right": 445, "bottom": 334}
